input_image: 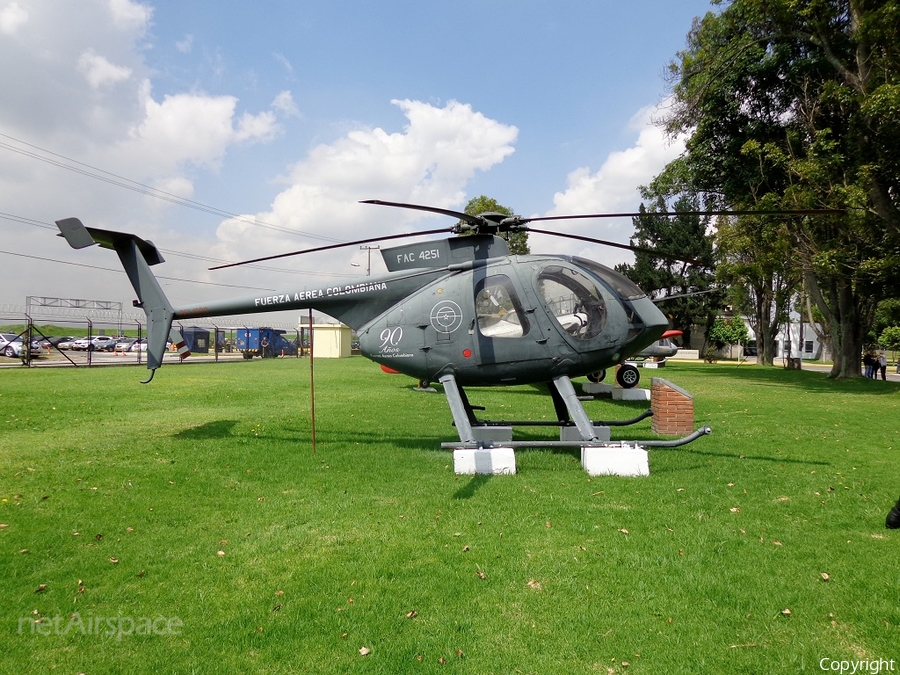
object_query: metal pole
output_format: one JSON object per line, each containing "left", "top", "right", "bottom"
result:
{"left": 24, "top": 314, "right": 32, "bottom": 367}
{"left": 308, "top": 309, "right": 316, "bottom": 453}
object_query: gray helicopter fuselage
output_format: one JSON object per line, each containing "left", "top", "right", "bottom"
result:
{"left": 357, "top": 252, "right": 669, "bottom": 387}
{"left": 55, "top": 220, "right": 668, "bottom": 386}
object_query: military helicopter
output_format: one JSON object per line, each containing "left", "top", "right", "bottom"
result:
{"left": 586, "top": 329, "right": 683, "bottom": 388}
{"left": 55, "top": 201, "right": 837, "bottom": 447}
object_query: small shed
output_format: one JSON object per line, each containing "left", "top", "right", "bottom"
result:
{"left": 181, "top": 326, "right": 211, "bottom": 354}
{"left": 308, "top": 323, "right": 352, "bottom": 358}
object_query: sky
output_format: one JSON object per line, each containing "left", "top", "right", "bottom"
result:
{"left": 0, "top": 0, "right": 716, "bottom": 327}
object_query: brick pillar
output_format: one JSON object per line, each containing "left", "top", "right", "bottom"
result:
{"left": 651, "top": 378, "right": 694, "bottom": 435}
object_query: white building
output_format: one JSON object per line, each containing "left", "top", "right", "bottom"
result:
{"left": 744, "top": 313, "right": 829, "bottom": 361}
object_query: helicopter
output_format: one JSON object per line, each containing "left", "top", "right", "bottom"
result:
{"left": 585, "top": 329, "right": 683, "bottom": 388}
{"left": 55, "top": 201, "right": 838, "bottom": 447}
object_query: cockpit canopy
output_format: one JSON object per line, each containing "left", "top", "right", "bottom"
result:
{"left": 571, "top": 257, "right": 647, "bottom": 301}
{"left": 537, "top": 264, "right": 607, "bottom": 341}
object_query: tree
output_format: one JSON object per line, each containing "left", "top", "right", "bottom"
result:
{"left": 661, "top": 0, "right": 900, "bottom": 378}
{"left": 715, "top": 208, "right": 799, "bottom": 366}
{"left": 877, "top": 326, "right": 900, "bottom": 351}
{"left": 870, "top": 297, "right": 900, "bottom": 344}
{"left": 460, "top": 195, "right": 529, "bottom": 255}
{"left": 707, "top": 316, "right": 751, "bottom": 351}
{"left": 615, "top": 193, "right": 722, "bottom": 349}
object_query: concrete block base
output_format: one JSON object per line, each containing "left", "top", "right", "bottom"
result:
{"left": 454, "top": 448, "right": 516, "bottom": 475}
{"left": 560, "top": 425, "right": 611, "bottom": 442}
{"left": 581, "top": 445, "right": 649, "bottom": 477}
{"left": 473, "top": 426, "right": 513, "bottom": 443}
{"left": 582, "top": 382, "right": 651, "bottom": 401}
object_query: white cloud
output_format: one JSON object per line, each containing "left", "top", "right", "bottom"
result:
{"left": 78, "top": 49, "right": 133, "bottom": 88}
{"left": 0, "top": 2, "right": 28, "bottom": 34}
{"left": 271, "top": 90, "right": 299, "bottom": 118}
{"left": 121, "top": 83, "right": 280, "bottom": 172}
{"left": 152, "top": 175, "right": 194, "bottom": 200}
{"left": 235, "top": 110, "right": 279, "bottom": 142}
{"left": 273, "top": 52, "right": 293, "bottom": 74}
{"left": 108, "top": 0, "right": 151, "bottom": 32}
{"left": 549, "top": 104, "right": 684, "bottom": 215}
{"left": 0, "top": 1, "right": 690, "bottom": 318}
{"left": 175, "top": 34, "right": 193, "bottom": 53}
{"left": 212, "top": 99, "right": 518, "bottom": 269}
{"left": 0, "top": 1, "right": 296, "bottom": 310}
{"left": 532, "top": 103, "right": 688, "bottom": 266}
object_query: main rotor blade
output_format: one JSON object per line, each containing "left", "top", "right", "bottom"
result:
{"left": 360, "top": 199, "right": 486, "bottom": 228}
{"left": 525, "top": 227, "right": 704, "bottom": 265}
{"left": 209, "top": 227, "right": 452, "bottom": 270}
{"left": 652, "top": 289, "right": 719, "bottom": 303}
{"left": 519, "top": 208, "right": 846, "bottom": 224}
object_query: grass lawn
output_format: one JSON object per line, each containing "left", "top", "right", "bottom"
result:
{"left": 1, "top": 357, "right": 898, "bottom": 673}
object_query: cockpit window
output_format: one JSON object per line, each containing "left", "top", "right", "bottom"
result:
{"left": 538, "top": 264, "right": 607, "bottom": 340}
{"left": 476, "top": 274, "right": 527, "bottom": 338}
{"left": 572, "top": 257, "right": 646, "bottom": 300}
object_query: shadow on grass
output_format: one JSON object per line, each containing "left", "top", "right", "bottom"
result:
{"left": 687, "top": 362, "right": 900, "bottom": 395}
{"left": 673, "top": 445, "right": 832, "bottom": 466}
{"left": 453, "top": 473, "right": 492, "bottom": 499}
{"left": 173, "top": 420, "right": 240, "bottom": 439}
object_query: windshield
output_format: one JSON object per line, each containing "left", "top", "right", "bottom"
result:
{"left": 572, "top": 257, "right": 646, "bottom": 300}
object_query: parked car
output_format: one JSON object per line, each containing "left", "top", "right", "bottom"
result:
{"left": 91, "top": 336, "right": 119, "bottom": 351}
{"left": 129, "top": 338, "right": 175, "bottom": 352}
{"left": 72, "top": 336, "right": 118, "bottom": 351}
{"left": 57, "top": 337, "right": 80, "bottom": 350}
{"left": 39, "top": 336, "right": 78, "bottom": 350}
{"left": 0, "top": 333, "right": 42, "bottom": 358}
{"left": 115, "top": 338, "right": 137, "bottom": 352}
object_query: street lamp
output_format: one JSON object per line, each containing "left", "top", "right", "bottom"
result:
{"left": 359, "top": 245, "right": 379, "bottom": 276}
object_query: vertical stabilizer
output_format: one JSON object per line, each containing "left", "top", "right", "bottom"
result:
{"left": 56, "top": 218, "right": 175, "bottom": 380}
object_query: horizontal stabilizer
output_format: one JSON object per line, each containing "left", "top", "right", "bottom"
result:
{"left": 56, "top": 217, "right": 166, "bottom": 266}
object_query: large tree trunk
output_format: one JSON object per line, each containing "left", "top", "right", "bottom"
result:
{"left": 749, "top": 274, "right": 791, "bottom": 367}
{"left": 747, "top": 280, "right": 773, "bottom": 366}
{"left": 809, "top": 273, "right": 868, "bottom": 379}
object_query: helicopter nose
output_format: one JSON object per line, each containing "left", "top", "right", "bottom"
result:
{"left": 629, "top": 297, "right": 669, "bottom": 344}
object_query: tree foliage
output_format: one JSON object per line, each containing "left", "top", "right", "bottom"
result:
{"left": 715, "top": 208, "right": 799, "bottom": 366}
{"left": 615, "top": 193, "right": 722, "bottom": 348}
{"left": 877, "top": 325, "right": 900, "bottom": 351}
{"left": 660, "top": 0, "right": 900, "bottom": 378}
{"left": 707, "top": 316, "right": 751, "bottom": 350}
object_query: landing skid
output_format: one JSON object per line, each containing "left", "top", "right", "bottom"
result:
{"left": 440, "top": 426, "right": 712, "bottom": 450}
{"left": 438, "top": 373, "right": 711, "bottom": 449}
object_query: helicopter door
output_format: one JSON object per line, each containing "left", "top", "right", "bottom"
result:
{"left": 536, "top": 263, "right": 613, "bottom": 350}
{"left": 475, "top": 274, "right": 526, "bottom": 340}
{"left": 467, "top": 273, "right": 551, "bottom": 383}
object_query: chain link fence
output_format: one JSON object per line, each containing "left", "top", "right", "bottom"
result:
{"left": 0, "top": 305, "right": 308, "bottom": 370}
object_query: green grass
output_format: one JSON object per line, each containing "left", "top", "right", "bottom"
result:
{"left": 1, "top": 358, "right": 898, "bottom": 673}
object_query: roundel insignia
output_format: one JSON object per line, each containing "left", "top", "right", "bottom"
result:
{"left": 430, "top": 300, "right": 463, "bottom": 334}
